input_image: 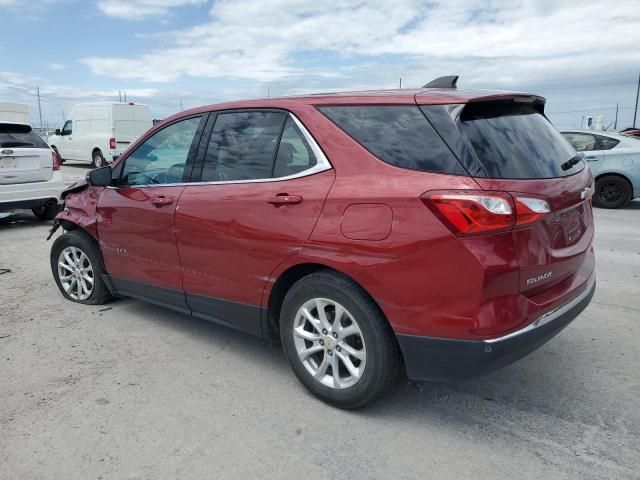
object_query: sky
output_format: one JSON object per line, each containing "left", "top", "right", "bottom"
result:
{"left": 0, "top": 0, "right": 639, "bottom": 130}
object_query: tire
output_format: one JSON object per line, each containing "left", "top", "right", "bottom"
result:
{"left": 280, "top": 270, "right": 400, "bottom": 409}
{"left": 50, "top": 230, "right": 112, "bottom": 305}
{"left": 32, "top": 203, "right": 59, "bottom": 220}
{"left": 594, "top": 175, "right": 632, "bottom": 209}
{"left": 92, "top": 150, "right": 106, "bottom": 168}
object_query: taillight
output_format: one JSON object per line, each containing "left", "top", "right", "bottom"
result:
{"left": 109, "top": 137, "right": 116, "bottom": 150}
{"left": 52, "top": 150, "right": 61, "bottom": 171}
{"left": 421, "top": 190, "right": 551, "bottom": 236}
{"left": 514, "top": 196, "right": 551, "bottom": 226}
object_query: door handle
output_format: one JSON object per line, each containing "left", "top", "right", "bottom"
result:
{"left": 585, "top": 156, "right": 598, "bottom": 162}
{"left": 150, "top": 195, "right": 174, "bottom": 207}
{"left": 267, "top": 193, "right": 303, "bottom": 206}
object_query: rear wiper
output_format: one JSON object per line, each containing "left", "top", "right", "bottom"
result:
{"left": 0, "top": 142, "right": 35, "bottom": 148}
{"left": 561, "top": 152, "right": 584, "bottom": 171}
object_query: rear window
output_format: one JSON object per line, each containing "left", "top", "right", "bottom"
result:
{"left": 455, "top": 103, "right": 581, "bottom": 179}
{"left": 0, "top": 123, "right": 48, "bottom": 149}
{"left": 318, "top": 106, "right": 465, "bottom": 175}
{"left": 594, "top": 134, "right": 620, "bottom": 151}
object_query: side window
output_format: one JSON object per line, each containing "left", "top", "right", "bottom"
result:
{"left": 61, "top": 120, "right": 72, "bottom": 136}
{"left": 562, "top": 133, "right": 597, "bottom": 152}
{"left": 201, "top": 111, "right": 286, "bottom": 182}
{"left": 319, "top": 106, "right": 465, "bottom": 175}
{"left": 594, "top": 135, "right": 620, "bottom": 151}
{"left": 120, "top": 116, "right": 201, "bottom": 186}
{"left": 273, "top": 117, "right": 317, "bottom": 177}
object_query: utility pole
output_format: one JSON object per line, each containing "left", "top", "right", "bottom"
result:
{"left": 614, "top": 103, "right": 619, "bottom": 130}
{"left": 180, "top": 99, "right": 183, "bottom": 111}
{"left": 399, "top": 78, "right": 402, "bottom": 89}
{"left": 634, "top": 71, "right": 640, "bottom": 128}
{"left": 119, "top": 90, "right": 122, "bottom": 102}
{"left": 36, "top": 86, "right": 43, "bottom": 129}
{"left": 124, "top": 91, "right": 127, "bottom": 102}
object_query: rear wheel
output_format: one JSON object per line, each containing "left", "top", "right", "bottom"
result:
{"left": 32, "top": 203, "right": 59, "bottom": 220}
{"left": 92, "top": 150, "right": 106, "bottom": 168}
{"left": 594, "top": 175, "right": 632, "bottom": 209}
{"left": 50, "top": 230, "right": 111, "bottom": 305}
{"left": 280, "top": 271, "right": 400, "bottom": 409}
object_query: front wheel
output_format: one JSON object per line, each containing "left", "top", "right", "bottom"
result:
{"left": 92, "top": 150, "right": 106, "bottom": 168}
{"left": 50, "top": 230, "right": 112, "bottom": 305}
{"left": 594, "top": 175, "right": 632, "bottom": 209}
{"left": 280, "top": 271, "right": 400, "bottom": 409}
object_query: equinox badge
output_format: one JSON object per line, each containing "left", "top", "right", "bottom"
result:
{"left": 527, "top": 271, "right": 553, "bottom": 285}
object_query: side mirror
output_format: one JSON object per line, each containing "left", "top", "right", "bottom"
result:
{"left": 86, "top": 166, "right": 112, "bottom": 186}
{"left": 55, "top": 128, "right": 61, "bottom": 135}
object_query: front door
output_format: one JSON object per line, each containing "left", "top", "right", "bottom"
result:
{"left": 175, "top": 111, "right": 334, "bottom": 336}
{"left": 58, "top": 120, "right": 76, "bottom": 160}
{"left": 97, "top": 115, "right": 205, "bottom": 310}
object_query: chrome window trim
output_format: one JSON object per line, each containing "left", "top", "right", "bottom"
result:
{"left": 108, "top": 112, "right": 332, "bottom": 189}
{"left": 483, "top": 275, "right": 596, "bottom": 345}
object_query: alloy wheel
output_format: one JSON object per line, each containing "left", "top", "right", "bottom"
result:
{"left": 57, "top": 246, "right": 94, "bottom": 301}
{"left": 293, "top": 298, "right": 367, "bottom": 389}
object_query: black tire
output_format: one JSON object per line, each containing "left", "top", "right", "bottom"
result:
{"left": 92, "top": 150, "right": 106, "bottom": 168}
{"left": 280, "top": 270, "right": 400, "bottom": 409}
{"left": 594, "top": 175, "right": 632, "bottom": 209}
{"left": 32, "top": 203, "right": 59, "bottom": 220}
{"left": 50, "top": 230, "right": 112, "bottom": 305}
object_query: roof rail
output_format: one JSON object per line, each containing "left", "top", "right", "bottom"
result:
{"left": 422, "top": 75, "right": 459, "bottom": 89}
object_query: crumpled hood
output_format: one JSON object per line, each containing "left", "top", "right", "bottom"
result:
{"left": 61, "top": 178, "right": 89, "bottom": 199}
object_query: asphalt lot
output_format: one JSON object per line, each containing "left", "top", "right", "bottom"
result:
{"left": 1, "top": 162, "right": 639, "bottom": 479}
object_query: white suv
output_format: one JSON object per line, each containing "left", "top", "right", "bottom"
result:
{"left": 0, "top": 122, "right": 63, "bottom": 219}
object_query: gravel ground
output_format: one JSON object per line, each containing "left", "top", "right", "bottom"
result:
{"left": 1, "top": 163, "right": 639, "bottom": 479}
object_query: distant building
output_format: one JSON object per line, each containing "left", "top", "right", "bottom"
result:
{"left": 0, "top": 102, "right": 30, "bottom": 124}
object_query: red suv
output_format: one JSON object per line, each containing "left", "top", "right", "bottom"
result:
{"left": 49, "top": 78, "right": 596, "bottom": 408}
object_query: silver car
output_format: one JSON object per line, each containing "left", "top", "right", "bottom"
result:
{"left": 561, "top": 130, "right": 640, "bottom": 208}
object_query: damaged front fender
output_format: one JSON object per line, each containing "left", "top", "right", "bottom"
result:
{"left": 49, "top": 181, "right": 105, "bottom": 241}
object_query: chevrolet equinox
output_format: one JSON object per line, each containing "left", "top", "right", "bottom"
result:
{"left": 49, "top": 76, "right": 596, "bottom": 408}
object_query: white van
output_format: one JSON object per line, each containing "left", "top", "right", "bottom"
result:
{"left": 48, "top": 102, "right": 152, "bottom": 168}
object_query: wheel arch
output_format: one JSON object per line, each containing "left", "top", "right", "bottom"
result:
{"left": 264, "top": 262, "right": 396, "bottom": 348}
{"left": 595, "top": 171, "right": 632, "bottom": 186}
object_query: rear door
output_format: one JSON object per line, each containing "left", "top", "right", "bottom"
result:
{"left": 175, "top": 110, "right": 334, "bottom": 335}
{"left": 0, "top": 123, "right": 52, "bottom": 184}
{"left": 97, "top": 114, "right": 205, "bottom": 306}
{"left": 562, "top": 132, "right": 605, "bottom": 173}
{"left": 113, "top": 104, "right": 153, "bottom": 156}
{"left": 422, "top": 101, "right": 594, "bottom": 296}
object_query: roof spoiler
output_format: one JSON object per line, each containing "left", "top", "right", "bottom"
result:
{"left": 423, "top": 75, "right": 459, "bottom": 89}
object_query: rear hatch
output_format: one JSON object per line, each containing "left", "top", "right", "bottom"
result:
{"left": 0, "top": 123, "right": 53, "bottom": 184}
{"left": 421, "top": 98, "right": 594, "bottom": 296}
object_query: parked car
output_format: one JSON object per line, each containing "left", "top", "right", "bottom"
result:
{"left": 1, "top": 122, "right": 63, "bottom": 219}
{"left": 48, "top": 102, "right": 152, "bottom": 168}
{"left": 49, "top": 79, "right": 596, "bottom": 408}
{"left": 561, "top": 130, "right": 640, "bottom": 208}
{"left": 620, "top": 128, "right": 640, "bottom": 138}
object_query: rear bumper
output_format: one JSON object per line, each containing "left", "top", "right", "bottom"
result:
{"left": 396, "top": 275, "right": 596, "bottom": 382}
{"left": 0, "top": 171, "right": 64, "bottom": 211}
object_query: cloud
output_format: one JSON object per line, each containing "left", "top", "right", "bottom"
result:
{"left": 82, "top": 0, "right": 640, "bottom": 90}
{"left": 45, "top": 63, "right": 66, "bottom": 70}
{"left": 96, "top": 0, "right": 206, "bottom": 20}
